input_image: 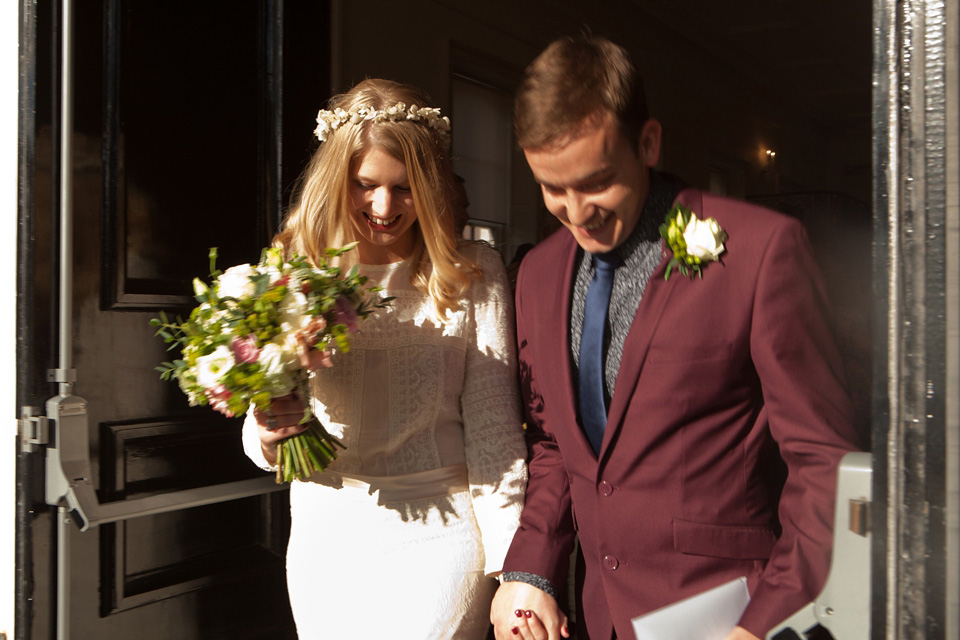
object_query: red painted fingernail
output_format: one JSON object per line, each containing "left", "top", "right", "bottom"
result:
{"left": 525, "top": 610, "right": 532, "bottom": 618}
{"left": 511, "top": 628, "right": 519, "bottom": 636}
{"left": 515, "top": 609, "right": 523, "bottom": 617}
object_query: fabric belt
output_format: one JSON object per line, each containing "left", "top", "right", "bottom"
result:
{"left": 312, "top": 462, "right": 470, "bottom": 502}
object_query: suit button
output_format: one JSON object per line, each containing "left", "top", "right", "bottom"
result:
{"left": 603, "top": 555, "right": 619, "bottom": 570}
{"left": 598, "top": 481, "right": 613, "bottom": 496}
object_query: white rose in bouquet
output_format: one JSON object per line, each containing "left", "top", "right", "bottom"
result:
{"left": 263, "top": 266, "right": 285, "bottom": 286}
{"left": 278, "top": 289, "right": 313, "bottom": 333}
{"left": 258, "top": 342, "right": 299, "bottom": 396}
{"left": 217, "top": 264, "right": 258, "bottom": 299}
{"left": 195, "top": 345, "right": 235, "bottom": 389}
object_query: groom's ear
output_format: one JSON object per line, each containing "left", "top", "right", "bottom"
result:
{"left": 637, "top": 119, "right": 662, "bottom": 168}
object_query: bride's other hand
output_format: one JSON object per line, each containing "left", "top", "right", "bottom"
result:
{"left": 253, "top": 394, "right": 309, "bottom": 464}
{"left": 491, "top": 582, "right": 569, "bottom": 640}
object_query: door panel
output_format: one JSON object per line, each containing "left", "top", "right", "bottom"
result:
{"left": 100, "top": 0, "right": 266, "bottom": 310}
{"left": 21, "top": 1, "right": 331, "bottom": 637}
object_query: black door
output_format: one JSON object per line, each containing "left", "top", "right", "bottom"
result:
{"left": 18, "top": 1, "right": 329, "bottom": 638}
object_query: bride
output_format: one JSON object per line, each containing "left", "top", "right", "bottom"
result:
{"left": 243, "top": 78, "right": 528, "bottom": 639}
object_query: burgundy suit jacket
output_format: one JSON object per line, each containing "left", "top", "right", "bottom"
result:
{"left": 503, "top": 188, "right": 860, "bottom": 639}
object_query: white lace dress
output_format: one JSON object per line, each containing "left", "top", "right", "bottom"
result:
{"left": 243, "top": 242, "right": 528, "bottom": 640}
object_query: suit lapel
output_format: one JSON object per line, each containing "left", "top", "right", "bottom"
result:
{"left": 547, "top": 235, "right": 609, "bottom": 457}
{"left": 543, "top": 234, "right": 595, "bottom": 454}
{"left": 599, "top": 189, "right": 703, "bottom": 460}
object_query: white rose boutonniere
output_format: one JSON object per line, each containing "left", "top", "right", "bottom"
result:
{"left": 659, "top": 203, "right": 728, "bottom": 280}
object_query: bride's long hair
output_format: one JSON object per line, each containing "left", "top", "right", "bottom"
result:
{"left": 275, "top": 78, "right": 479, "bottom": 318}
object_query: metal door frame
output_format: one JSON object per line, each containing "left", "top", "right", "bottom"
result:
{"left": 872, "top": 0, "right": 959, "bottom": 637}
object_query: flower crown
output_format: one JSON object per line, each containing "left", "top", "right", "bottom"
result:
{"left": 314, "top": 102, "right": 451, "bottom": 143}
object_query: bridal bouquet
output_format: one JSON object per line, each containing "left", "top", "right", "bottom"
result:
{"left": 151, "top": 244, "right": 390, "bottom": 483}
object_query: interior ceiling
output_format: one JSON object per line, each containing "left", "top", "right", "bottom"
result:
{"left": 636, "top": 1, "right": 874, "bottom": 134}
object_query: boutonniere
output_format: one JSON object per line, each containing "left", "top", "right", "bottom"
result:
{"left": 659, "top": 203, "right": 728, "bottom": 280}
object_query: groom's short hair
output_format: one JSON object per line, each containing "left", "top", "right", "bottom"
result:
{"left": 515, "top": 34, "right": 649, "bottom": 153}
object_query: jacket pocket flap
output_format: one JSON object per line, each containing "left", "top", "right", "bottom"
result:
{"left": 672, "top": 518, "right": 777, "bottom": 560}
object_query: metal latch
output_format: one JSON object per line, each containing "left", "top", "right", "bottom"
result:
{"left": 849, "top": 498, "right": 870, "bottom": 537}
{"left": 19, "top": 405, "right": 50, "bottom": 453}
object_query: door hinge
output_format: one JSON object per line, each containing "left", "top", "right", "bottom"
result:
{"left": 47, "top": 368, "right": 77, "bottom": 383}
{"left": 19, "top": 405, "right": 50, "bottom": 452}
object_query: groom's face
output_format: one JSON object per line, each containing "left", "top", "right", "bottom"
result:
{"left": 524, "top": 111, "right": 661, "bottom": 254}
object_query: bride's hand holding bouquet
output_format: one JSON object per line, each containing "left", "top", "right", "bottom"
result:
{"left": 252, "top": 392, "right": 311, "bottom": 463}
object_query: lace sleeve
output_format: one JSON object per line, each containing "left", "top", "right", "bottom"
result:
{"left": 242, "top": 411, "right": 274, "bottom": 472}
{"left": 459, "top": 243, "right": 528, "bottom": 575}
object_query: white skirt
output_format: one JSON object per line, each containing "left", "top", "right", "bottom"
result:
{"left": 285, "top": 468, "right": 496, "bottom": 640}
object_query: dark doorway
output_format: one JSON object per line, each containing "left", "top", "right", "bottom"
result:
{"left": 18, "top": 1, "right": 330, "bottom": 637}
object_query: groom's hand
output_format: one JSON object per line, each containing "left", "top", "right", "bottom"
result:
{"left": 723, "top": 626, "right": 760, "bottom": 640}
{"left": 491, "top": 581, "right": 569, "bottom": 640}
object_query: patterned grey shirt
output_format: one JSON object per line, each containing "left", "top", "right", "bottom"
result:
{"left": 570, "top": 171, "right": 676, "bottom": 403}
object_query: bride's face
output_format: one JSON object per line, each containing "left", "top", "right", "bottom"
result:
{"left": 347, "top": 147, "right": 419, "bottom": 264}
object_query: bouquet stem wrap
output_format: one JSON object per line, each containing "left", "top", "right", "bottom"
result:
{"left": 274, "top": 416, "right": 345, "bottom": 484}
{"left": 270, "top": 378, "right": 346, "bottom": 483}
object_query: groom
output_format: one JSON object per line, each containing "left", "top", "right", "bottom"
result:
{"left": 491, "top": 35, "right": 860, "bottom": 640}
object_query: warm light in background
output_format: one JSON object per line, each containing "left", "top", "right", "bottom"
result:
{"left": 756, "top": 144, "right": 778, "bottom": 167}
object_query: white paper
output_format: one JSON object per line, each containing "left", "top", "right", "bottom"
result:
{"left": 631, "top": 577, "right": 750, "bottom": 640}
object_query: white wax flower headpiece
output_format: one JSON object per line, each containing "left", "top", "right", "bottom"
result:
{"left": 314, "top": 101, "right": 451, "bottom": 143}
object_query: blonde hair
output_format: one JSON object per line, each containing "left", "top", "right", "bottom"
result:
{"left": 276, "top": 79, "right": 479, "bottom": 317}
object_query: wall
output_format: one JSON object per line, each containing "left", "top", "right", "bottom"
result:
{"left": 324, "top": 0, "right": 871, "bottom": 249}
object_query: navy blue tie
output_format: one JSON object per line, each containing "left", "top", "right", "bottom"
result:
{"left": 578, "top": 253, "right": 619, "bottom": 455}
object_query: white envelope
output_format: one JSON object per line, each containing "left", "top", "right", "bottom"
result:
{"left": 631, "top": 577, "right": 750, "bottom": 640}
